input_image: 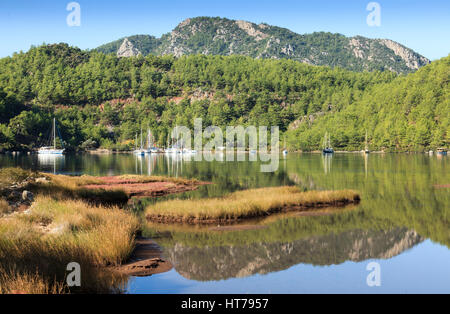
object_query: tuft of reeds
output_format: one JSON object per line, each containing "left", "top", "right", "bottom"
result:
{"left": 29, "top": 174, "right": 129, "bottom": 206}
{"left": 146, "top": 187, "right": 360, "bottom": 223}
{"left": 0, "top": 196, "right": 139, "bottom": 294}
{"left": 0, "top": 198, "right": 9, "bottom": 215}
{"left": 0, "top": 167, "right": 35, "bottom": 189}
{"left": 0, "top": 267, "right": 66, "bottom": 294}
{"left": 117, "top": 175, "right": 199, "bottom": 186}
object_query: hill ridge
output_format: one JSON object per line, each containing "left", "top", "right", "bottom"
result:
{"left": 96, "top": 16, "right": 430, "bottom": 74}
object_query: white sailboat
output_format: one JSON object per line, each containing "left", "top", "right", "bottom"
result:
{"left": 165, "top": 132, "right": 177, "bottom": 154}
{"left": 282, "top": 136, "right": 288, "bottom": 155}
{"left": 364, "top": 131, "right": 370, "bottom": 154}
{"left": 133, "top": 129, "right": 145, "bottom": 155}
{"left": 38, "top": 118, "right": 65, "bottom": 155}
{"left": 166, "top": 126, "right": 184, "bottom": 154}
{"left": 322, "top": 132, "right": 334, "bottom": 154}
{"left": 147, "top": 129, "right": 161, "bottom": 153}
{"left": 145, "top": 129, "right": 153, "bottom": 154}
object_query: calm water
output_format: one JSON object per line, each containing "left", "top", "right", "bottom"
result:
{"left": 1, "top": 152, "right": 449, "bottom": 293}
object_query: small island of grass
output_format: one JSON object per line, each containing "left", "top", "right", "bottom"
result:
{"left": 146, "top": 187, "right": 360, "bottom": 224}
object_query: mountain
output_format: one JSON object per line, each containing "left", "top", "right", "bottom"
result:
{"left": 96, "top": 16, "right": 430, "bottom": 74}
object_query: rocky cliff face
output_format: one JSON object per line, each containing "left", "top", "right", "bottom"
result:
{"left": 378, "top": 39, "right": 430, "bottom": 70}
{"left": 97, "top": 17, "right": 430, "bottom": 74}
{"left": 164, "top": 228, "right": 423, "bottom": 281}
{"left": 116, "top": 38, "right": 141, "bottom": 58}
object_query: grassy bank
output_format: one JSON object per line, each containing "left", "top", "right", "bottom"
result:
{"left": 0, "top": 167, "right": 207, "bottom": 293}
{"left": 0, "top": 196, "right": 139, "bottom": 294}
{"left": 30, "top": 173, "right": 129, "bottom": 205}
{"left": 0, "top": 168, "right": 139, "bottom": 293}
{"left": 146, "top": 187, "right": 360, "bottom": 224}
{"left": 34, "top": 173, "right": 202, "bottom": 203}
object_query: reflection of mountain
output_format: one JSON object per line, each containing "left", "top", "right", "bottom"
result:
{"left": 165, "top": 228, "right": 422, "bottom": 281}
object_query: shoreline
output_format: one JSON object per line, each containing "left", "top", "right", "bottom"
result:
{"left": 1, "top": 149, "right": 447, "bottom": 155}
{"left": 110, "top": 237, "right": 172, "bottom": 277}
{"left": 80, "top": 176, "right": 208, "bottom": 198}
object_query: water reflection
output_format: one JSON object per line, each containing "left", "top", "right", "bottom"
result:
{"left": 0, "top": 152, "right": 448, "bottom": 292}
{"left": 37, "top": 154, "right": 65, "bottom": 174}
{"left": 322, "top": 153, "right": 332, "bottom": 174}
{"left": 160, "top": 228, "right": 422, "bottom": 281}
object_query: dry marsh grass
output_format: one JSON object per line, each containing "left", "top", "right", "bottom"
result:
{"left": 0, "top": 267, "right": 66, "bottom": 294}
{"left": 30, "top": 174, "right": 129, "bottom": 205}
{"left": 117, "top": 174, "right": 199, "bottom": 185}
{"left": 0, "top": 168, "right": 204, "bottom": 293}
{"left": 31, "top": 173, "right": 199, "bottom": 205}
{"left": 0, "top": 196, "right": 139, "bottom": 294}
{"left": 19, "top": 196, "right": 140, "bottom": 266}
{"left": 0, "top": 167, "right": 35, "bottom": 189}
{"left": 146, "top": 187, "right": 360, "bottom": 223}
{"left": 1, "top": 168, "right": 199, "bottom": 206}
{"left": 0, "top": 198, "right": 9, "bottom": 215}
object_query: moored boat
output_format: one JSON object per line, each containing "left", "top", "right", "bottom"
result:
{"left": 38, "top": 118, "right": 65, "bottom": 155}
{"left": 436, "top": 148, "right": 447, "bottom": 155}
{"left": 133, "top": 130, "right": 146, "bottom": 155}
{"left": 322, "top": 132, "right": 334, "bottom": 154}
{"left": 364, "top": 131, "right": 370, "bottom": 154}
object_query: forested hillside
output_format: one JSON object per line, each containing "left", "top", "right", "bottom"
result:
{"left": 287, "top": 56, "right": 450, "bottom": 151}
{"left": 0, "top": 43, "right": 448, "bottom": 152}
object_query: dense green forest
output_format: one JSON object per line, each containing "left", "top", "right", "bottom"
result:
{"left": 0, "top": 43, "right": 448, "bottom": 152}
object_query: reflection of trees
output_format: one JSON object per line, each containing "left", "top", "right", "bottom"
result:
{"left": 164, "top": 228, "right": 422, "bottom": 281}
{"left": 54, "top": 153, "right": 448, "bottom": 247}
{"left": 285, "top": 154, "right": 449, "bottom": 247}
{"left": 322, "top": 153, "right": 332, "bottom": 174}
{"left": 3, "top": 153, "right": 446, "bottom": 247}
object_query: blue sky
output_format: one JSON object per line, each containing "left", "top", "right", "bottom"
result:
{"left": 0, "top": 0, "right": 449, "bottom": 60}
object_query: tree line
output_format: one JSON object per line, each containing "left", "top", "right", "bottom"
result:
{"left": 0, "top": 43, "right": 447, "bottom": 152}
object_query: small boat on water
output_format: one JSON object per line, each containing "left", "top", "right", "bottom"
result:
{"left": 133, "top": 150, "right": 145, "bottom": 156}
{"left": 145, "top": 129, "right": 152, "bottom": 154}
{"left": 322, "top": 132, "right": 334, "bottom": 154}
{"left": 165, "top": 127, "right": 184, "bottom": 154}
{"left": 282, "top": 136, "right": 288, "bottom": 155}
{"left": 436, "top": 148, "right": 448, "bottom": 156}
{"left": 145, "top": 129, "right": 162, "bottom": 154}
{"left": 133, "top": 129, "right": 146, "bottom": 155}
{"left": 364, "top": 131, "right": 370, "bottom": 154}
{"left": 38, "top": 118, "right": 65, "bottom": 155}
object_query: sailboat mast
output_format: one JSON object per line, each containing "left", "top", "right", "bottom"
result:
{"left": 150, "top": 130, "right": 152, "bottom": 148}
{"left": 53, "top": 118, "right": 56, "bottom": 149}
{"left": 365, "top": 131, "right": 368, "bottom": 151}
